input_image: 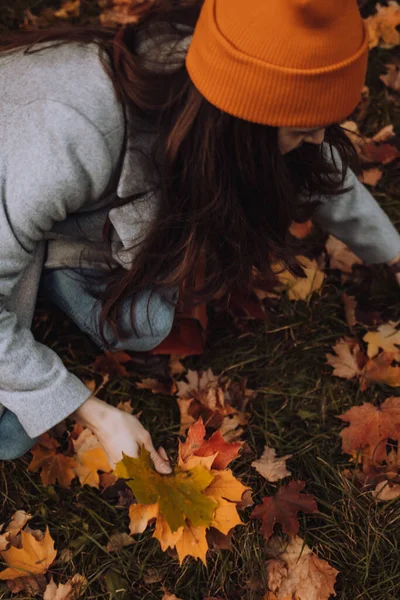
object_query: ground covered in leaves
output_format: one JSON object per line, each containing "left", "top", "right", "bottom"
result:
{"left": 2, "top": 1, "right": 400, "bottom": 600}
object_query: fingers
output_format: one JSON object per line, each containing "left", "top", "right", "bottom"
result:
{"left": 142, "top": 437, "right": 172, "bottom": 474}
{"left": 158, "top": 446, "right": 169, "bottom": 462}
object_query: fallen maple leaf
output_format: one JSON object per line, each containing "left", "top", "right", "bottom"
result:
{"left": 178, "top": 417, "right": 243, "bottom": 470}
{"left": 0, "top": 527, "right": 57, "bottom": 580}
{"left": 43, "top": 574, "right": 87, "bottom": 600}
{"left": 116, "top": 419, "right": 249, "bottom": 565}
{"left": 338, "top": 397, "right": 400, "bottom": 462}
{"left": 363, "top": 321, "right": 400, "bottom": 358}
{"left": 115, "top": 447, "right": 218, "bottom": 533}
{"left": 5, "top": 511, "right": 32, "bottom": 547}
{"left": 251, "top": 446, "right": 292, "bottom": 483}
{"left": 27, "top": 433, "right": 78, "bottom": 488}
{"left": 6, "top": 573, "right": 47, "bottom": 596}
{"left": 326, "top": 337, "right": 367, "bottom": 380}
{"left": 176, "top": 369, "right": 250, "bottom": 438}
{"left": 128, "top": 503, "right": 159, "bottom": 535}
{"left": 250, "top": 481, "right": 318, "bottom": 542}
{"left": 362, "top": 352, "right": 400, "bottom": 390}
{"left": 273, "top": 256, "right": 324, "bottom": 301}
{"left": 106, "top": 532, "right": 135, "bottom": 553}
{"left": 265, "top": 535, "right": 339, "bottom": 600}
{"left": 365, "top": 1, "right": 400, "bottom": 49}
{"left": 72, "top": 428, "right": 112, "bottom": 488}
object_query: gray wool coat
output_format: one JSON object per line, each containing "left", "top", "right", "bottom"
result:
{"left": 1, "top": 35, "right": 400, "bottom": 439}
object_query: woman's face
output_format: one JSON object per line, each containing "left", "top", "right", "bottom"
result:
{"left": 278, "top": 127, "right": 326, "bottom": 155}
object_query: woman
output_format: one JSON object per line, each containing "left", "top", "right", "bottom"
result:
{"left": 0, "top": 0, "right": 399, "bottom": 473}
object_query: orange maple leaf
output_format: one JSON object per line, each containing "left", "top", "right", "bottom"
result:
{"left": 338, "top": 397, "right": 400, "bottom": 462}
{"left": 0, "top": 527, "right": 57, "bottom": 580}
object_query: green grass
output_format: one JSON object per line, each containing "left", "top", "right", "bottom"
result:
{"left": 1, "top": 2, "right": 400, "bottom": 599}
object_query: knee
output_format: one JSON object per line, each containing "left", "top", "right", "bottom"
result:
{"left": 0, "top": 411, "right": 38, "bottom": 460}
{"left": 0, "top": 438, "right": 37, "bottom": 461}
{"left": 111, "top": 288, "right": 177, "bottom": 352}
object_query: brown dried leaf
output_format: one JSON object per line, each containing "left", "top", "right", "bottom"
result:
{"left": 43, "top": 574, "right": 88, "bottom": 600}
{"left": 372, "top": 479, "right": 400, "bottom": 501}
{"left": 267, "top": 535, "right": 338, "bottom": 600}
{"left": 106, "top": 532, "right": 135, "bottom": 552}
{"left": 251, "top": 446, "right": 292, "bottom": 482}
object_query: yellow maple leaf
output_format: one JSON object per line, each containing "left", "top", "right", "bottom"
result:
{"left": 365, "top": 1, "right": 400, "bottom": 49}
{"left": 128, "top": 503, "right": 159, "bottom": 535}
{"left": 0, "top": 528, "right": 57, "bottom": 580}
{"left": 363, "top": 321, "right": 400, "bottom": 358}
{"left": 175, "top": 524, "right": 208, "bottom": 566}
{"left": 72, "top": 428, "right": 112, "bottom": 488}
{"left": 273, "top": 256, "right": 324, "bottom": 301}
{"left": 204, "top": 470, "right": 250, "bottom": 503}
{"left": 207, "top": 497, "right": 243, "bottom": 536}
{"left": 153, "top": 514, "right": 184, "bottom": 552}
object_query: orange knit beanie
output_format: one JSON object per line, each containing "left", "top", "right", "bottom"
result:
{"left": 185, "top": 0, "right": 369, "bottom": 127}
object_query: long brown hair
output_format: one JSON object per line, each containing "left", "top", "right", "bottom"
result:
{"left": 0, "top": 0, "right": 361, "bottom": 349}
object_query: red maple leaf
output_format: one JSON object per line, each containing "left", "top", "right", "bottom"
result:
{"left": 178, "top": 417, "right": 243, "bottom": 470}
{"left": 250, "top": 481, "right": 318, "bottom": 541}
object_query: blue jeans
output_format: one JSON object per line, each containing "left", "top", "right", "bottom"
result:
{"left": 0, "top": 267, "right": 178, "bottom": 460}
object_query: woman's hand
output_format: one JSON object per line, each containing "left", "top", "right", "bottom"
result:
{"left": 71, "top": 395, "right": 172, "bottom": 474}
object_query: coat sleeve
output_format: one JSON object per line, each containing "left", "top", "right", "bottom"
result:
{"left": 0, "top": 99, "right": 115, "bottom": 438}
{"left": 312, "top": 144, "right": 400, "bottom": 264}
